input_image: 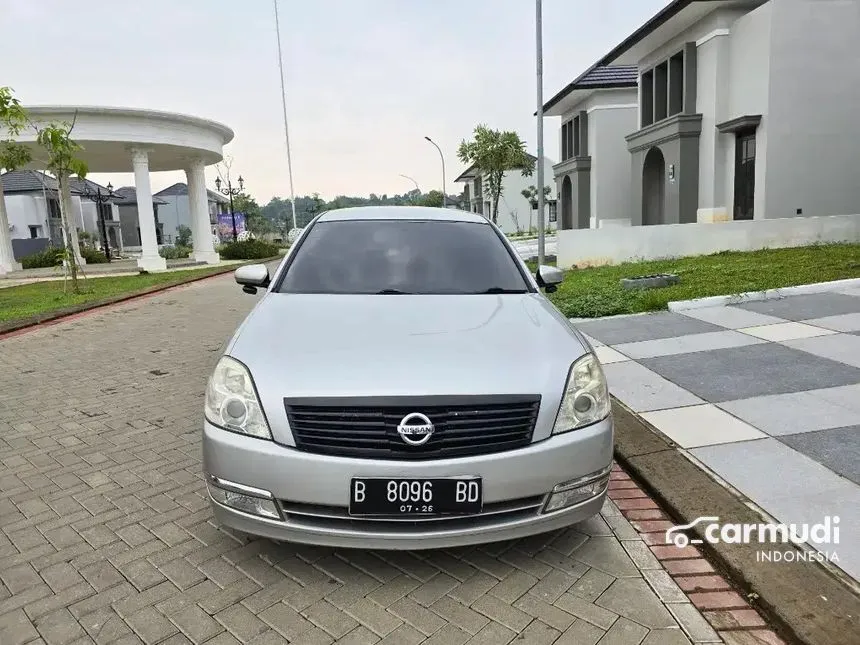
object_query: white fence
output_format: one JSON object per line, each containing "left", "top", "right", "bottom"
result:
{"left": 556, "top": 214, "right": 860, "bottom": 268}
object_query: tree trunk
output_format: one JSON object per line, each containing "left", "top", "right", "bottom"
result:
{"left": 57, "top": 171, "right": 82, "bottom": 292}
{"left": 0, "top": 173, "right": 22, "bottom": 274}
{"left": 492, "top": 191, "right": 501, "bottom": 226}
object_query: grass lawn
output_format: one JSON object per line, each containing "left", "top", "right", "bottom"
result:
{"left": 527, "top": 243, "right": 860, "bottom": 319}
{"left": 0, "top": 265, "right": 234, "bottom": 324}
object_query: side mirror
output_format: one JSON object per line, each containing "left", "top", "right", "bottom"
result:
{"left": 235, "top": 264, "right": 270, "bottom": 294}
{"left": 535, "top": 264, "right": 564, "bottom": 294}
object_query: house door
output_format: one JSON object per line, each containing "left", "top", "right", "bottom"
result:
{"left": 560, "top": 176, "right": 573, "bottom": 229}
{"left": 642, "top": 147, "right": 665, "bottom": 226}
{"left": 733, "top": 132, "right": 756, "bottom": 220}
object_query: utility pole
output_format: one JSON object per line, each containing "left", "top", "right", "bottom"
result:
{"left": 535, "top": 0, "right": 546, "bottom": 266}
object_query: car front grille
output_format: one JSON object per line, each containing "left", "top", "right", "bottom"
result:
{"left": 283, "top": 395, "right": 541, "bottom": 460}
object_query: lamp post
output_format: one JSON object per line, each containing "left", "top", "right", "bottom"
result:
{"left": 81, "top": 181, "right": 114, "bottom": 262}
{"left": 214, "top": 175, "right": 244, "bottom": 242}
{"left": 424, "top": 136, "right": 447, "bottom": 208}
{"left": 535, "top": 0, "right": 546, "bottom": 266}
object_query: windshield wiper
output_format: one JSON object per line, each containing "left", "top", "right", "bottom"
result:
{"left": 375, "top": 289, "right": 413, "bottom": 294}
{"left": 476, "top": 287, "right": 528, "bottom": 294}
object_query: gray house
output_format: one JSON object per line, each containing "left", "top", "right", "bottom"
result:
{"left": 545, "top": 0, "right": 860, "bottom": 228}
{"left": 543, "top": 66, "right": 639, "bottom": 230}
{"left": 113, "top": 187, "right": 167, "bottom": 248}
{"left": 154, "top": 183, "right": 229, "bottom": 243}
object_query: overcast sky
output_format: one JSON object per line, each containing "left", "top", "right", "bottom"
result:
{"left": 1, "top": 0, "right": 665, "bottom": 202}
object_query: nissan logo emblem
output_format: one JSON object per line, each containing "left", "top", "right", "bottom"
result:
{"left": 396, "top": 412, "right": 435, "bottom": 446}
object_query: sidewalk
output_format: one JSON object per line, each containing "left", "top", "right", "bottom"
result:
{"left": 572, "top": 286, "right": 860, "bottom": 584}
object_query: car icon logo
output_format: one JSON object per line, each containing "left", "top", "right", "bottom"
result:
{"left": 396, "top": 412, "right": 435, "bottom": 446}
{"left": 665, "top": 516, "right": 719, "bottom": 548}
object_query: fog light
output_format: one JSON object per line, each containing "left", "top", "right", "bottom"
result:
{"left": 543, "top": 468, "right": 611, "bottom": 514}
{"left": 207, "top": 476, "right": 280, "bottom": 520}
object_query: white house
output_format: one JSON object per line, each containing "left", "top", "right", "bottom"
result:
{"left": 454, "top": 154, "right": 558, "bottom": 235}
{"left": 597, "top": 0, "right": 860, "bottom": 225}
{"left": 543, "top": 65, "right": 639, "bottom": 229}
{"left": 154, "top": 182, "right": 229, "bottom": 244}
{"left": 545, "top": 0, "right": 860, "bottom": 267}
{"left": 1, "top": 170, "right": 124, "bottom": 260}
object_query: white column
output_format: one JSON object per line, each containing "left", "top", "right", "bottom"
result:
{"left": 0, "top": 173, "right": 22, "bottom": 274}
{"left": 130, "top": 148, "right": 167, "bottom": 271}
{"left": 185, "top": 158, "right": 220, "bottom": 264}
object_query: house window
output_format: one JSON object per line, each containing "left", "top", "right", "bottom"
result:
{"left": 669, "top": 51, "right": 684, "bottom": 116}
{"left": 733, "top": 131, "right": 756, "bottom": 220}
{"left": 561, "top": 121, "right": 569, "bottom": 160}
{"left": 561, "top": 114, "right": 587, "bottom": 161}
{"left": 48, "top": 198, "right": 62, "bottom": 219}
{"left": 29, "top": 225, "right": 41, "bottom": 238}
{"left": 654, "top": 61, "right": 668, "bottom": 122}
{"left": 641, "top": 70, "right": 654, "bottom": 127}
{"left": 548, "top": 201, "right": 558, "bottom": 223}
{"left": 640, "top": 46, "right": 690, "bottom": 128}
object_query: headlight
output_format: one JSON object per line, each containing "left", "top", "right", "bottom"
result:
{"left": 552, "top": 353, "right": 611, "bottom": 434}
{"left": 204, "top": 356, "right": 272, "bottom": 439}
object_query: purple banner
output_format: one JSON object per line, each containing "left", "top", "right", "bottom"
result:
{"left": 217, "top": 212, "right": 246, "bottom": 240}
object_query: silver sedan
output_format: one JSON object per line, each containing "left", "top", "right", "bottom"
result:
{"left": 202, "top": 206, "right": 614, "bottom": 549}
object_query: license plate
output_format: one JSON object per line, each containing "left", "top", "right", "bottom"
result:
{"left": 349, "top": 477, "right": 482, "bottom": 517}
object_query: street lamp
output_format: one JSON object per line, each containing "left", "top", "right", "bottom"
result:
{"left": 424, "top": 136, "right": 447, "bottom": 208}
{"left": 214, "top": 175, "right": 244, "bottom": 242}
{"left": 399, "top": 174, "right": 420, "bottom": 193}
{"left": 80, "top": 181, "right": 114, "bottom": 262}
{"left": 535, "top": 0, "right": 547, "bottom": 266}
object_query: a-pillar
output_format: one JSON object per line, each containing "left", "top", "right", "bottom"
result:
{"left": 130, "top": 147, "right": 167, "bottom": 271}
{"left": 185, "top": 158, "right": 220, "bottom": 264}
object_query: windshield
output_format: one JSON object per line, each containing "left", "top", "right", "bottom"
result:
{"left": 276, "top": 219, "right": 532, "bottom": 295}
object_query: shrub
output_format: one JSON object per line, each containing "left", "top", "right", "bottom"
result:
{"left": 218, "top": 240, "right": 280, "bottom": 260}
{"left": 80, "top": 247, "right": 108, "bottom": 264}
{"left": 21, "top": 247, "right": 63, "bottom": 269}
{"left": 175, "top": 225, "right": 192, "bottom": 247}
{"left": 159, "top": 245, "right": 192, "bottom": 259}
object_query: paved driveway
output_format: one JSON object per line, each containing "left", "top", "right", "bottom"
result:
{"left": 0, "top": 274, "right": 714, "bottom": 645}
{"left": 574, "top": 287, "right": 860, "bottom": 584}
{"left": 510, "top": 236, "right": 557, "bottom": 261}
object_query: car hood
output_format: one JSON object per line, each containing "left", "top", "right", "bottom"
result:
{"left": 227, "top": 292, "right": 590, "bottom": 444}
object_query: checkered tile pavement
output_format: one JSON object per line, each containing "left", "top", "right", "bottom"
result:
{"left": 574, "top": 288, "right": 860, "bottom": 583}
{"left": 0, "top": 273, "right": 754, "bottom": 645}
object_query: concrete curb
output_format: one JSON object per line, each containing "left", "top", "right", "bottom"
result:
{"left": 667, "top": 278, "right": 860, "bottom": 312}
{"left": 0, "top": 256, "right": 281, "bottom": 339}
{"left": 611, "top": 397, "right": 860, "bottom": 645}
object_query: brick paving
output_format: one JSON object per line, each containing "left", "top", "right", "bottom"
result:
{"left": 0, "top": 273, "right": 783, "bottom": 644}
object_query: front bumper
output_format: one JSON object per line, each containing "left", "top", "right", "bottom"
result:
{"left": 202, "top": 415, "right": 613, "bottom": 550}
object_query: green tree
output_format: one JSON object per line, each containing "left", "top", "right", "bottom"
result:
{"left": 0, "top": 87, "right": 32, "bottom": 274}
{"left": 416, "top": 190, "right": 444, "bottom": 208}
{"left": 233, "top": 192, "right": 272, "bottom": 236}
{"left": 457, "top": 124, "right": 535, "bottom": 225}
{"left": 521, "top": 184, "right": 552, "bottom": 231}
{"left": 36, "top": 117, "right": 89, "bottom": 292}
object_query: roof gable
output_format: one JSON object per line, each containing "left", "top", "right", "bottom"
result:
{"left": 542, "top": 64, "right": 638, "bottom": 115}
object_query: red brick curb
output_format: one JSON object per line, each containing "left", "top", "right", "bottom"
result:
{"left": 608, "top": 464, "right": 790, "bottom": 644}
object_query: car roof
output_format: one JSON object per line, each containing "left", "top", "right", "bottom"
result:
{"left": 316, "top": 206, "right": 489, "bottom": 224}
